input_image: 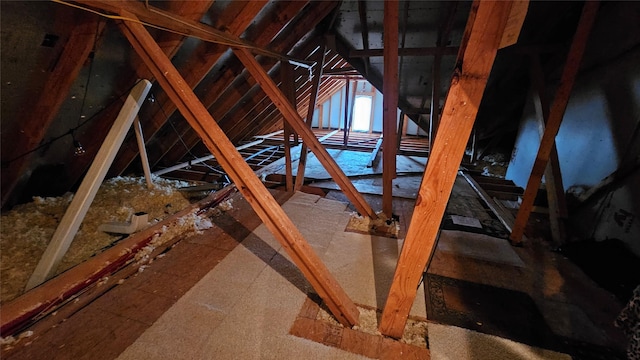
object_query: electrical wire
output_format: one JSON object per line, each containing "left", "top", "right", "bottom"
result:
{"left": 50, "top": 0, "right": 314, "bottom": 68}
{"left": 3, "top": 79, "right": 145, "bottom": 165}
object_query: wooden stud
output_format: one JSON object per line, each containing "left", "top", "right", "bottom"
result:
{"left": 344, "top": 79, "right": 351, "bottom": 146}
{"left": 510, "top": 1, "right": 599, "bottom": 244}
{"left": 281, "top": 61, "right": 296, "bottom": 192}
{"left": 233, "top": 47, "right": 377, "bottom": 219}
{"left": 119, "top": 17, "right": 359, "bottom": 327}
{"left": 430, "top": 53, "right": 442, "bottom": 149}
{"left": 379, "top": 1, "right": 517, "bottom": 338}
{"left": 296, "top": 44, "right": 326, "bottom": 191}
{"left": 383, "top": 0, "right": 399, "bottom": 217}
{"left": 529, "top": 55, "right": 568, "bottom": 245}
{"left": 25, "top": 80, "right": 152, "bottom": 290}
{"left": 1, "top": 13, "right": 103, "bottom": 207}
{"left": 133, "top": 117, "right": 153, "bottom": 189}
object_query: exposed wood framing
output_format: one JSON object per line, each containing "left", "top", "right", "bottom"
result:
{"left": 510, "top": 1, "right": 599, "bottom": 244}
{"left": 233, "top": 47, "right": 377, "bottom": 219}
{"left": 382, "top": 0, "right": 399, "bottom": 217}
{"left": 281, "top": 61, "right": 296, "bottom": 192}
{"left": 379, "top": 1, "right": 517, "bottom": 338}
{"left": 430, "top": 53, "right": 442, "bottom": 149}
{"left": 1, "top": 13, "right": 103, "bottom": 207}
{"left": 296, "top": 44, "right": 326, "bottom": 190}
{"left": 343, "top": 79, "right": 351, "bottom": 146}
{"left": 130, "top": 0, "right": 214, "bottom": 80}
{"left": 25, "top": 80, "right": 152, "bottom": 290}
{"left": 133, "top": 117, "right": 153, "bottom": 189}
{"left": 529, "top": 55, "right": 568, "bottom": 245}
{"left": 119, "top": 16, "right": 359, "bottom": 327}
{"left": 155, "top": 2, "right": 336, "bottom": 167}
{"left": 357, "top": 0, "right": 371, "bottom": 76}
{"left": 108, "top": 0, "right": 269, "bottom": 176}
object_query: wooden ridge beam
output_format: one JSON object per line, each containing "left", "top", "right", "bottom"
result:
{"left": 234, "top": 47, "right": 377, "bottom": 219}
{"left": 382, "top": 0, "right": 399, "bottom": 217}
{"left": 510, "top": 1, "right": 599, "bottom": 244}
{"left": 1, "top": 12, "right": 103, "bottom": 207}
{"left": 379, "top": 0, "right": 517, "bottom": 338}
{"left": 119, "top": 16, "right": 359, "bottom": 327}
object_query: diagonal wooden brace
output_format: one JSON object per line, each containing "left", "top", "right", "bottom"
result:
{"left": 118, "top": 15, "right": 359, "bottom": 327}
{"left": 233, "top": 47, "right": 377, "bottom": 219}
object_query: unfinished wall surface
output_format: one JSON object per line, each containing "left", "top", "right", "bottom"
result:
{"left": 507, "top": 2, "right": 640, "bottom": 255}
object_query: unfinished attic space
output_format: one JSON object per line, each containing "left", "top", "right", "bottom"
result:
{"left": 2, "top": 0, "right": 640, "bottom": 359}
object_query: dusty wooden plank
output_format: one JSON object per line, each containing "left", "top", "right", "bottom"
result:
{"left": 133, "top": 117, "right": 153, "bottom": 188}
{"left": 382, "top": 0, "right": 399, "bottom": 217}
{"left": 119, "top": 17, "right": 359, "bottom": 327}
{"left": 1, "top": 13, "right": 103, "bottom": 207}
{"left": 529, "top": 55, "right": 567, "bottom": 245}
{"left": 25, "top": 80, "right": 152, "bottom": 290}
{"left": 234, "top": 47, "right": 377, "bottom": 219}
{"left": 379, "top": 0, "right": 516, "bottom": 338}
{"left": 510, "top": 1, "right": 599, "bottom": 244}
{"left": 296, "top": 43, "right": 326, "bottom": 191}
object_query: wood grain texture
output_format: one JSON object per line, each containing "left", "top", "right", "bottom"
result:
{"left": 382, "top": 0, "right": 399, "bottom": 217}
{"left": 510, "top": 1, "right": 599, "bottom": 243}
{"left": 119, "top": 17, "right": 359, "bottom": 327}
{"left": 234, "top": 47, "right": 377, "bottom": 219}
{"left": 379, "top": 0, "right": 515, "bottom": 338}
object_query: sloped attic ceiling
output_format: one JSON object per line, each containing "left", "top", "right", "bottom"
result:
{"left": 1, "top": 0, "right": 585, "bottom": 210}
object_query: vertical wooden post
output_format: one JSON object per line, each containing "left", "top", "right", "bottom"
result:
{"left": 383, "top": 0, "right": 399, "bottom": 218}
{"left": 343, "top": 79, "right": 350, "bottom": 146}
{"left": 119, "top": 17, "right": 360, "bottom": 327}
{"left": 379, "top": 1, "right": 516, "bottom": 338}
{"left": 295, "top": 43, "right": 325, "bottom": 191}
{"left": 510, "top": 1, "right": 599, "bottom": 244}
{"left": 25, "top": 80, "right": 152, "bottom": 290}
{"left": 281, "top": 61, "right": 296, "bottom": 192}
{"left": 234, "top": 47, "right": 377, "bottom": 219}
{"left": 429, "top": 53, "right": 441, "bottom": 150}
{"left": 397, "top": 111, "right": 405, "bottom": 151}
{"left": 133, "top": 116, "right": 153, "bottom": 189}
{"left": 529, "top": 56, "right": 568, "bottom": 245}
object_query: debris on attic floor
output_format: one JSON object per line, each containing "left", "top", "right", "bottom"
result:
{"left": 0, "top": 176, "right": 205, "bottom": 303}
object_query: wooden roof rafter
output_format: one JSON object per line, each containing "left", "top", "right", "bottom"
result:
{"left": 118, "top": 11, "right": 361, "bottom": 328}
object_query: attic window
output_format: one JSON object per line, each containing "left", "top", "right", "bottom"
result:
{"left": 351, "top": 95, "right": 372, "bottom": 132}
{"left": 41, "top": 33, "right": 59, "bottom": 48}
